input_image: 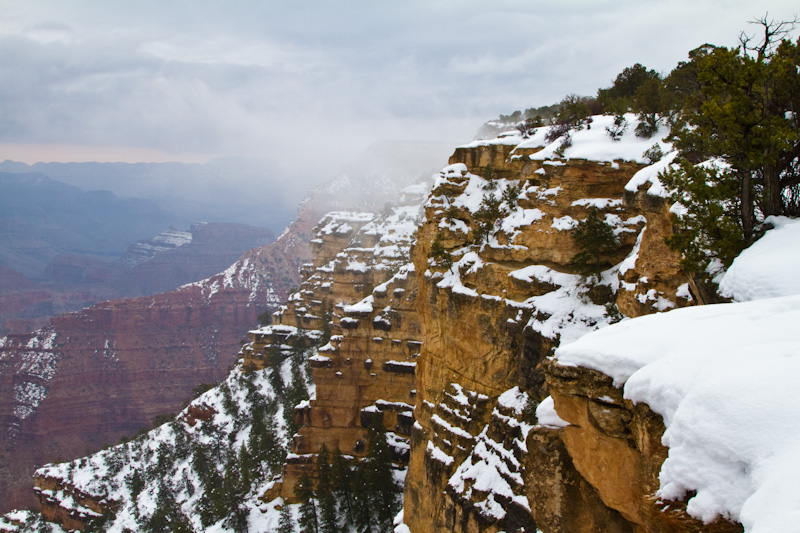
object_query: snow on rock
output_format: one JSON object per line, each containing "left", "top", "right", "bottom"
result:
{"left": 551, "top": 215, "right": 578, "bottom": 231}
{"left": 343, "top": 295, "right": 375, "bottom": 314}
{"left": 459, "top": 132, "right": 525, "bottom": 148}
{"left": 509, "top": 265, "right": 610, "bottom": 345}
{"left": 32, "top": 330, "right": 319, "bottom": 532}
{"left": 525, "top": 114, "right": 671, "bottom": 164}
{"left": 555, "top": 291, "right": 800, "bottom": 532}
{"left": 500, "top": 208, "right": 545, "bottom": 235}
{"left": 624, "top": 150, "right": 679, "bottom": 198}
{"left": 719, "top": 216, "right": 800, "bottom": 302}
{"left": 535, "top": 396, "right": 569, "bottom": 429}
{"left": 570, "top": 198, "right": 623, "bottom": 209}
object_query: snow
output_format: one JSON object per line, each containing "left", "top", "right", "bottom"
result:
{"left": 346, "top": 259, "right": 368, "bottom": 272}
{"left": 535, "top": 396, "right": 569, "bottom": 428}
{"left": 551, "top": 215, "right": 578, "bottom": 231}
{"left": 571, "top": 198, "right": 622, "bottom": 209}
{"left": 436, "top": 254, "right": 481, "bottom": 298}
{"left": 496, "top": 386, "right": 528, "bottom": 415}
{"left": 344, "top": 295, "right": 374, "bottom": 314}
{"left": 427, "top": 440, "right": 454, "bottom": 466}
{"left": 431, "top": 413, "right": 474, "bottom": 440}
{"left": 624, "top": 149, "right": 679, "bottom": 197}
{"left": 500, "top": 208, "right": 545, "bottom": 235}
{"left": 386, "top": 360, "right": 416, "bottom": 368}
{"left": 719, "top": 217, "right": 800, "bottom": 302}
{"left": 508, "top": 264, "right": 610, "bottom": 345}
{"left": 526, "top": 114, "right": 671, "bottom": 163}
{"left": 460, "top": 133, "right": 524, "bottom": 148}
{"left": 554, "top": 225, "right": 800, "bottom": 531}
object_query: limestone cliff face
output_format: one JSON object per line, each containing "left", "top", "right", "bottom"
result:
{"left": 403, "top": 138, "right": 706, "bottom": 532}
{"left": 243, "top": 183, "right": 429, "bottom": 502}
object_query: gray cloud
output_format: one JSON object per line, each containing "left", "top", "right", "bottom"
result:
{"left": 1, "top": 0, "right": 797, "bottom": 188}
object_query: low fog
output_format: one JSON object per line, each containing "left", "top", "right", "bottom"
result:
{"left": 1, "top": 1, "right": 797, "bottom": 204}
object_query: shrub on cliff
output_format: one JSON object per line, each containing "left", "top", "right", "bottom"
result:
{"left": 516, "top": 116, "right": 542, "bottom": 138}
{"left": 571, "top": 207, "right": 618, "bottom": 279}
{"left": 428, "top": 232, "right": 453, "bottom": 269}
{"left": 472, "top": 194, "right": 507, "bottom": 244}
{"left": 605, "top": 113, "right": 628, "bottom": 141}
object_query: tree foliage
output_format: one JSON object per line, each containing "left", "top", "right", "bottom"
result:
{"left": 545, "top": 94, "right": 595, "bottom": 143}
{"left": 571, "top": 207, "right": 618, "bottom": 279}
{"left": 663, "top": 16, "right": 800, "bottom": 275}
{"left": 296, "top": 472, "right": 318, "bottom": 533}
{"left": 597, "top": 63, "right": 661, "bottom": 113}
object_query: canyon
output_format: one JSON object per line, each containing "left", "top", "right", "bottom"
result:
{"left": 16, "top": 119, "right": 761, "bottom": 531}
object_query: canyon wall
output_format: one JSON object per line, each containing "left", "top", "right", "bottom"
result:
{"left": 0, "top": 203, "right": 320, "bottom": 513}
{"left": 399, "top": 137, "right": 742, "bottom": 532}
{"left": 18, "top": 131, "right": 749, "bottom": 532}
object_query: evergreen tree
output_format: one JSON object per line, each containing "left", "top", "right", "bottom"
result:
{"left": 283, "top": 356, "right": 309, "bottom": 435}
{"left": 664, "top": 18, "right": 800, "bottom": 276}
{"left": 330, "top": 446, "right": 354, "bottom": 526}
{"left": 571, "top": 207, "right": 618, "bottom": 279}
{"left": 316, "top": 445, "right": 338, "bottom": 533}
{"left": 277, "top": 503, "right": 296, "bottom": 533}
{"left": 351, "top": 463, "right": 374, "bottom": 533}
{"left": 295, "top": 471, "right": 318, "bottom": 533}
{"left": 249, "top": 405, "right": 286, "bottom": 477}
{"left": 364, "top": 420, "right": 399, "bottom": 531}
{"left": 348, "top": 418, "right": 401, "bottom": 533}
{"left": 144, "top": 481, "right": 193, "bottom": 533}
{"left": 268, "top": 343, "right": 285, "bottom": 395}
{"left": 597, "top": 63, "right": 661, "bottom": 113}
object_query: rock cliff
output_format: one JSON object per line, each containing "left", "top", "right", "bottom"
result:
{"left": 0, "top": 222, "right": 275, "bottom": 336}
{"left": 255, "top": 183, "right": 428, "bottom": 501}
{"left": 0, "top": 150, "right": 438, "bottom": 516}
{"left": 13, "top": 122, "right": 754, "bottom": 532}
{"left": 401, "top": 128, "right": 717, "bottom": 532}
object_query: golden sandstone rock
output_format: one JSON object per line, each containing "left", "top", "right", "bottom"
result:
{"left": 254, "top": 137, "right": 736, "bottom": 532}
{"left": 31, "top": 135, "right": 743, "bottom": 532}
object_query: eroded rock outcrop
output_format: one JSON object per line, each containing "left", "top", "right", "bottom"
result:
{"left": 403, "top": 130, "right": 703, "bottom": 532}
{"left": 245, "top": 184, "right": 429, "bottom": 501}
{"left": 16, "top": 126, "right": 749, "bottom": 532}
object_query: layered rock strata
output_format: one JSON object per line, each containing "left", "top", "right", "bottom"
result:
{"left": 404, "top": 135, "right": 702, "bottom": 532}
{"left": 0, "top": 202, "right": 320, "bottom": 512}
{"left": 246, "top": 185, "right": 429, "bottom": 501}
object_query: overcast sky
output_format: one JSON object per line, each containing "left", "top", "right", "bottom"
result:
{"left": 0, "top": 1, "right": 797, "bottom": 180}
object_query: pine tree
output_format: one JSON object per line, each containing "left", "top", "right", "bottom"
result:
{"left": 664, "top": 17, "right": 800, "bottom": 277}
{"left": 277, "top": 503, "right": 296, "bottom": 533}
{"left": 330, "top": 446, "right": 354, "bottom": 526}
{"left": 365, "top": 420, "right": 399, "bottom": 532}
{"left": 316, "top": 445, "right": 338, "bottom": 533}
{"left": 283, "top": 356, "right": 309, "bottom": 435}
{"left": 268, "top": 343, "right": 285, "bottom": 395}
{"left": 571, "top": 207, "right": 618, "bottom": 280}
{"left": 351, "top": 463, "right": 374, "bottom": 533}
{"left": 296, "top": 471, "right": 318, "bottom": 533}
